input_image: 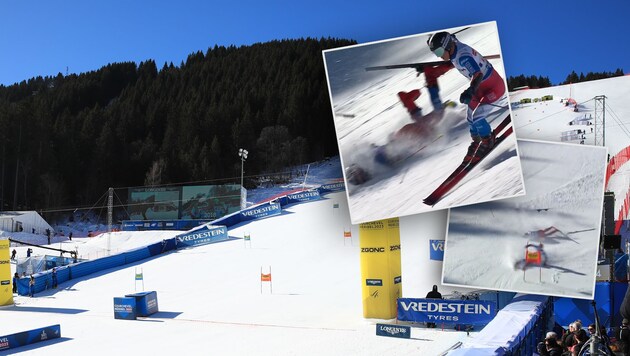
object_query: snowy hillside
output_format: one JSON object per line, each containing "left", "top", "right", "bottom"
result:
{"left": 324, "top": 22, "right": 524, "bottom": 224}
{"left": 511, "top": 76, "right": 630, "bottom": 157}
{"left": 4, "top": 192, "right": 479, "bottom": 355}
{"left": 442, "top": 140, "right": 607, "bottom": 299}
{"left": 510, "top": 75, "right": 630, "bottom": 219}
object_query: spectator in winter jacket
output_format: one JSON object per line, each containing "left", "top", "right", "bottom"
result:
{"left": 425, "top": 285, "right": 443, "bottom": 328}
{"left": 541, "top": 336, "right": 563, "bottom": 356}
{"left": 571, "top": 328, "right": 588, "bottom": 356}
{"left": 51, "top": 268, "right": 58, "bottom": 289}
{"left": 12, "top": 272, "right": 19, "bottom": 294}
{"left": 618, "top": 318, "right": 630, "bottom": 356}
{"left": 561, "top": 323, "right": 577, "bottom": 351}
{"left": 426, "top": 285, "right": 442, "bottom": 299}
{"left": 28, "top": 275, "right": 35, "bottom": 297}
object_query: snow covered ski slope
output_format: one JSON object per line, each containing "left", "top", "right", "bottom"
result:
{"left": 443, "top": 140, "right": 607, "bottom": 299}
{"left": 324, "top": 22, "right": 525, "bottom": 224}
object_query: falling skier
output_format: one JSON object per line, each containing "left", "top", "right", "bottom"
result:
{"left": 345, "top": 87, "right": 451, "bottom": 185}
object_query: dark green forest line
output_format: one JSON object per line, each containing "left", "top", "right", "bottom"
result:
{"left": 507, "top": 68, "right": 624, "bottom": 91}
{"left": 0, "top": 35, "right": 623, "bottom": 217}
{"left": 0, "top": 38, "right": 355, "bottom": 215}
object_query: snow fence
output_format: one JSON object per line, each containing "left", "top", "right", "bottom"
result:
{"left": 447, "top": 294, "right": 552, "bottom": 355}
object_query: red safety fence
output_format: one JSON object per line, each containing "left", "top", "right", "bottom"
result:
{"left": 606, "top": 145, "right": 630, "bottom": 234}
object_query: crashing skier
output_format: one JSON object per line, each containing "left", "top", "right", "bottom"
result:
{"left": 345, "top": 87, "right": 452, "bottom": 185}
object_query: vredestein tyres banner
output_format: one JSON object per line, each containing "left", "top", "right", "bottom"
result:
{"left": 0, "top": 239, "right": 13, "bottom": 306}
{"left": 359, "top": 218, "right": 402, "bottom": 319}
{"left": 397, "top": 298, "right": 496, "bottom": 324}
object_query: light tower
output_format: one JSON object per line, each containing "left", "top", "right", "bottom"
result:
{"left": 238, "top": 148, "right": 248, "bottom": 209}
{"left": 594, "top": 95, "right": 606, "bottom": 147}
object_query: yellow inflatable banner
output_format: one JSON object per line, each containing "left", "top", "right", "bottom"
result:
{"left": 0, "top": 239, "right": 14, "bottom": 306}
{"left": 359, "top": 218, "right": 401, "bottom": 319}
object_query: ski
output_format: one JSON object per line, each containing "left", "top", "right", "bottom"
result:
{"left": 365, "top": 54, "right": 501, "bottom": 72}
{"left": 422, "top": 115, "right": 513, "bottom": 206}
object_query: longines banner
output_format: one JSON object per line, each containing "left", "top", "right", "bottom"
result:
{"left": 397, "top": 298, "right": 496, "bottom": 325}
{"left": 375, "top": 323, "right": 411, "bottom": 339}
{"left": 429, "top": 239, "right": 445, "bottom": 261}
{"left": 176, "top": 225, "right": 228, "bottom": 248}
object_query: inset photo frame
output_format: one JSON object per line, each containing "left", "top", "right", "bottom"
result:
{"left": 442, "top": 139, "right": 607, "bottom": 299}
{"left": 323, "top": 21, "right": 525, "bottom": 224}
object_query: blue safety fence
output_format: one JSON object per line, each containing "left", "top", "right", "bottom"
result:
{"left": 554, "top": 282, "right": 628, "bottom": 332}
{"left": 15, "top": 182, "right": 345, "bottom": 296}
{"left": 15, "top": 237, "right": 182, "bottom": 296}
{"left": 0, "top": 324, "right": 61, "bottom": 352}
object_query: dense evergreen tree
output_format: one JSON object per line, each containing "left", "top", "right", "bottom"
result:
{"left": 0, "top": 38, "right": 355, "bottom": 214}
{"left": 507, "top": 74, "right": 552, "bottom": 91}
{"left": 561, "top": 68, "right": 625, "bottom": 85}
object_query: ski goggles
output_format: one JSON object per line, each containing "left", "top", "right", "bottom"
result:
{"left": 432, "top": 46, "right": 446, "bottom": 57}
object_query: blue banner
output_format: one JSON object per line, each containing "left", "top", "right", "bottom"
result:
{"left": 429, "top": 239, "right": 445, "bottom": 261}
{"left": 125, "top": 291, "right": 159, "bottom": 317}
{"left": 286, "top": 190, "right": 321, "bottom": 203}
{"left": 114, "top": 297, "right": 137, "bottom": 320}
{"left": 376, "top": 323, "right": 411, "bottom": 339}
{"left": 176, "top": 225, "right": 228, "bottom": 248}
{"left": 397, "top": 298, "right": 496, "bottom": 325}
{"left": 318, "top": 182, "right": 345, "bottom": 194}
{"left": 239, "top": 202, "right": 281, "bottom": 222}
{"left": 0, "top": 324, "right": 61, "bottom": 351}
{"left": 122, "top": 219, "right": 209, "bottom": 231}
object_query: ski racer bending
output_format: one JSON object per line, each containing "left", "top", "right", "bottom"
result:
{"left": 425, "top": 31, "right": 507, "bottom": 163}
{"left": 344, "top": 31, "right": 506, "bottom": 186}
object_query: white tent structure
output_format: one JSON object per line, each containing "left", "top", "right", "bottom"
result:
{"left": 0, "top": 211, "right": 54, "bottom": 235}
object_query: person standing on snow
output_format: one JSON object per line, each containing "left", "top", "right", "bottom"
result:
{"left": 52, "top": 267, "right": 58, "bottom": 289}
{"left": 399, "top": 31, "right": 507, "bottom": 163}
{"left": 425, "top": 285, "right": 443, "bottom": 328}
{"left": 13, "top": 272, "right": 19, "bottom": 294}
{"left": 29, "top": 275, "right": 36, "bottom": 297}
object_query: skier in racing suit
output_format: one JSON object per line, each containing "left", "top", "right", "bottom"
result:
{"left": 399, "top": 31, "right": 507, "bottom": 164}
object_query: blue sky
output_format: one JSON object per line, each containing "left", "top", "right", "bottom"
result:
{"left": 1, "top": 0, "right": 628, "bottom": 86}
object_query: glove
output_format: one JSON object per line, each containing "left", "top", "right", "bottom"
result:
{"left": 459, "top": 87, "right": 474, "bottom": 105}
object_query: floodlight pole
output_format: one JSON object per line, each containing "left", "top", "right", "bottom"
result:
{"left": 238, "top": 149, "right": 248, "bottom": 210}
{"left": 107, "top": 187, "right": 113, "bottom": 255}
